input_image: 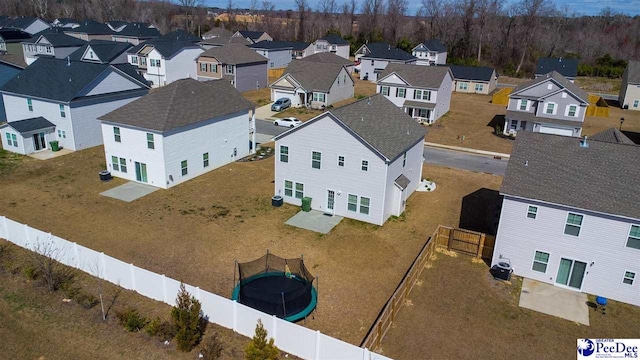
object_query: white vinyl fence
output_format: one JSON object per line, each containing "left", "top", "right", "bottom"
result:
{"left": 0, "top": 216, "right": 392, "bottom": 360}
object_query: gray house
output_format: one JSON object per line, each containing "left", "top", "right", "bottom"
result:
{"left": 535, "top": 57, "right": 578, "bottom": 82}
{"left": 68, "top": 40, "right": 133, "bottom": 64}
{"left": 301, "top": 52, "right": 354, "bottom": 73}
{"left": 359, "top": 46, "right": 416, "bottom": 82}
{"left": 412, "top": 39, "right": 447, "bottom": 66}
{"left": 22, "top": 30, "right": 87, "bottom": 65}
{"left": 196, "top": 43, "right": 268, "bottom": 92}
{"left": 493, "top": 131, "right": 640, "bottom": 306}
{"left": 503, "top": 71, "right": 589, "bottom": 137}
{"left": 249, "top": 41, "right": 293, "bottom": 69}
{"left": 619, "top": 60, "right": 640, "bottom": 111}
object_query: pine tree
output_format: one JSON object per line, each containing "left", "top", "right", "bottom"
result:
{"left": 171, "top": 283, "right": 203, "bottom": 352}
{"left": 244, "top": 319, "right": 280, "bottom": 360}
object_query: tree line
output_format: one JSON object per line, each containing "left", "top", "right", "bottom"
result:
{"left": 1, "top": 0, "right": 637, "bottom": 77}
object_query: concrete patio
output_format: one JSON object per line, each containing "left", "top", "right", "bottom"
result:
{"left": 519, "top": 278, "right": 590, "bottom": 325}
{"left": 100, "top": 182, "right": 159, "bottom": 202}
{"left": 28, "top": 148, "right": 73, "bottom": 160}
{"left": 285, "top": 210, "right": 343, "bottom": 234}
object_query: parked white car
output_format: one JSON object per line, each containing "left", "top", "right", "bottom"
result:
{"left": 273, "top": 117, "right": 302, "bottom": 128}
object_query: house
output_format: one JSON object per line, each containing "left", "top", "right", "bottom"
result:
{"left": 359, "top": 45, "right": 416, "bottom": 82}
{"left": 0, "top": 56, "right": 24, "bottom": 121}
{"left": 535, "top": 57, "right": 578, "bottom": 82}
{"left": 196, "top": 43, "right": 267, "bottom": 92}
{"left": 111, "top": 23, "right": 160, "bottom": 45}
{"left": 310, "top": 34, "right": 350, "bottom": 59}
{"left": 619, "top": 60, "right": 640, "bottom": 111}
{"left": 0, "top": 28, "right": 32, "bottom": 54}
{"left": 448, "top": 65, "right": 497, "bottom": 94}
{"left": 377, "top": 63, "right": 453, "bottom": 124}
{"left": 98, "top": 78, "right": 255, "bottom": 189}
{"left": 290, "top": 42, "right": 312, "bottom": 59}
{"left": 202, "top": 27, "right": 233, "bottom": 40}
{"left": 126, "top": 39, "right": 203, "bottom": 88}
{"left": 301, "top": 52, "right": 354, "bottom": 73}
{"left": 232, "top": 30, "right": 272, "bottom": 44}
{"left": 492, "top": 131, "right": 640, "bottom": 307}
{"left": 64, "top": 20, "right": 115, "bottom": 41}
{"left": 2, "top": 17, "right": 50, "bottom": 35}
{"left": 68, "top": 40, "right": 132, "bottom": 65}
{"left": 354, "top": 42, "right": 390, "bottom": 60}
{"left": 273, "top": 94, "right": 426, "bottom": 226}
{"left": 249, "top": 41, "right": 294, "bottom": 69}
{"left": 503, "top": 71, "right": 589, "bottom": 137}
{"left": 200, "top": 28, "right": 250, "bottom": 49}
{"left": 412, "top": 40, "right": 447, "bottom": 66}
{"left": 270, "top": 60, "right": 354, "bottom": 109}
{"left": 0, "top": 57, "right": 149, "bottom": 154}
{"left": 51, "top": 18, "right": 80, "bottom": 28}
{"left": 22, "top": 30, "right": 86, "bottom": 65}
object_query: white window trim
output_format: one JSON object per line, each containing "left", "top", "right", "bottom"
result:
{"left": 622, "top": 270, "right": 635, "bottom": 285}
{"left": 626, "top": 224, "right": 640, "bottom": 250}
{"left": 284, "top": 179, "right": 293, "bottom": 197}
{"left": 294, "top": 181, "right": 305, "bottom": 199}
{"left": 361, "top": 160, "right": 368, "bottom": 171}
{"left": 380, "top": 86, "right": 389, "bottom": 96}
{"left": 545, "top": 102, "right": 558, "bottom": 115}
{"left": 564, "top": 104, "right": 579, "bottom": 117}
{"left": 519, "top": 99, "right": 530, "bottom": 112}
{"left": 526, "top": 205, "right": 538, "bottom": 219}
{"left": 531, "top": 249, "right": 550, "bottom": 273}
{"left": 564, "top": 212, "right": 584, "bottom": 237}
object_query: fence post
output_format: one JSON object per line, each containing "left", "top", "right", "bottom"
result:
{"left": 315, "top": 330, "right": 321, "bottom": 360}
{"left": 130, "top": 263, "right": 136, "bottom": 291}
{"left": 447, "top": 228, "right": 454, "bottom": 251}
{"left": 363, "top": 347, "right": 370, "bottom": 360}
{"left": 477, "top": 234, "right": 486, "bottom": 258}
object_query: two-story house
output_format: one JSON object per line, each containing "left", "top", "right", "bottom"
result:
{"left": 98, "top": 78, "right": 255, "bottom": 189}
{"left": 412, "top": 40, "right": 447, "bottom": 66}
{"left": 377, "top": 63, "right": 453, "bottom": 124}
{"left": 492, "top": 131, "right": 639, "bottom": 307}
{"left": 0, "top": 57, "right": 149, "bottom": 155}
{"left": 359, "top": 45, "right": 416, "bottom": 82}
{"left": 0, "top": 28, "right": 32, "bottom": 55}
{"left": 195, "top": 43, "right": 267, "bottom": 92}
{"left": 232, "top": 30, "right": 272, "bottom": 44}
{"left": 448, "top": 65, "right": 497, "bottom": 94}
{"left": 273, "top": 94, "right": 426, "bottom": 226}
{"left": 310, "top": 34, "right": 350, "bottom": 59}
{"left": 111, "top": 23, "right": 160, "bottom": 45}
{"left": 354, "top": 42, "right": 390, "bottom": 61}
{"left": 64, "top": 20, "right": 115, "bottom": 41}
{"left": 535, "top": 57, "right": 578, "bottom": 82}
{"left": 127, "top": 39, "right": 203, "bottom": 88}
{"left": 619, "top": 60, "right": 640, "bottom": 111}
{"left": 22, "top": 30, "right": 86, "bottom": 65}
{"left": 68, "top": 40, "right": 133, "bottom": 65}
{"left": 503, "top": 71, "right": 589, "bottom": 137}
{"left": 270, "top": 60, "right": 354, "bottom": 109}
{"left": 249, "top": 41, "right": 294, "bottom": 69}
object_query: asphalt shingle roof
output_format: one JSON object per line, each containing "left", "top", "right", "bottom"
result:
{"left": 590, "top": 127, "right": 635, "bottom": 145}
{"left": 116, "top": 24, "right": 160, "bottom": 38}
{"left": 511, "top": 71, "right": 589, "bottom": 103}
{"left": 161, "top": 29, "right": 200, "bottom": 42}
{"left": 394, "top": 174, "right": 411, "bottom": 190}
{"left": 624, "top": 60, "right": 640, "bottom": 84}
{"left": 39, "top": 32, "right": 86, "bottom": 47}
{"left": 238, "top": 30, "right": 266, "bottom": 41}
{"left": 0, "top": 28, "right": 32, "bottom": 42}
{"left": 0, "top": 53, "right": 26, "bottom": 68}
{"left": 99, "top": 78, "right": 253, "bottom": 132}
{"left": 535, "top": 57, "right": 578, "bottom": 78}
{"left": 379, "top": 63, "right": 451, "bottom": 89}
{"left": 199, "top": 43, "right": 267, "bottom": 64}
{"left": 276, "top": 60, "right": 346, "bottom": 92}
{"left": 362, "top": 45, "right": 416, "bottom": 61}
{"left": 69, "top": 40, "right": 132, "bottom": 63}
{"left": 448, "top": 65, "right": 495, "bottom": 82}
{"left": 320, "top": 34, "right": 348, "bottom": 45}
{"left": 420, "top": 39, "right": 447, "bottom": 52}
{"left": 300, "top": 52, "right": 352, "bottom": 66}
{"left": 6, "top": 17, "right": 43, "bottom": 30}
{"left": 4, "top": 117, "right": 54, "bottom": 133}
{"left": 66, "top": 20, "right": 114, "bottom": 35}
{"left": 361, "top": 42, "right": 391, "bottom": 54}
{"left": 250, "top": 40, "right": 293, "bottom": 50}
{"left": 129, "top": 39, "right": 199, "bottom": 58}
{"left": 501, "top": 131, "right": 640, "bottom": 220}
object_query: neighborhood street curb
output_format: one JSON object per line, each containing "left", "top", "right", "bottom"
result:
{"left": 424, "top": 142, "right": 511, "bottom": 160}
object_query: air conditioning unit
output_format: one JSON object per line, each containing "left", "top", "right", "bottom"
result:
{"left": 508, "top": 129, "right": 517, "bottom": 135}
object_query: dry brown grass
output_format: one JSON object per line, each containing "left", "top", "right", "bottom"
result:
{"left": 241, "top": 87, "right": 271, "bottom": 107}
{"left": 574, "top": 76, "right": 622, "bottom": 93}
{"left": 0, "top": 146, "right": 501, "bottom": 346}
{"left": 379, "top": 254, "right": 640, "bottom": 360}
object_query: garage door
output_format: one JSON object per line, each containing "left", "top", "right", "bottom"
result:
{"left": 538, "top": 125, "right": 573, "bottom": 137}
{"left": 272, "top": 90, "right": 298, "bottom": 106}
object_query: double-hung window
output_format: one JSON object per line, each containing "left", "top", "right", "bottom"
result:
{"left": 226, "top": 64, "right": 234, "bottom": 74}
{"left": 347, "top": 194, "right": 357, "bottom": 212}
{"left": 59, "top": 104, "right": 66, "bottom": 118}
{"left": 337, "top": 156, "right": 344, "bottom": 167}
{"left": 111, "top": 156, "right": 120, "bottom": 171}
{"left": 459, "top": 82, "right": 468, "bottom": 90}
{"left": 545, "top": 103, "right": 555, "bottom": 114}
{"left": 113, "top": 127, "right": 121, "bottom": 142}
{"left": 381, "top": 86, "right": 389, "bottom": 96}
{"left": 27, "top": 98, "right": 33, "bottom": 111}
{"left": 284, "top": 180, "right": 293, "bottom": 197}
{"left": 361, "top": 160, "right": 368, "bottom": 171}
{"left": 203, "top": 153, "right": 209, "bottom": 167}
{"left": 6, "top": 133, "right": 17, "bottom": 147}
{"left": 146, "top": 133, "right": 154, "bottom": 149}
{"left": 211, "top": 64, "right": 218, "bottom": 73}
{"left": 532, "top": 251, "right": 549, "bottom": 273}
{"left": 200, "top": 63, "right": 207, "bottom": 72}
{"left": 414, "top": 89, "right": 430, "bottom": 101}
{"left": 564, "top": 213, "right": 583, "bottom": 236}
{"left": 119, "top": 158, "right": 127, "bottom": 173}
{"left": 359, "top": 197, "right": 370, "bottom": 215}
{"left": 295, "top": 183, "right": 304, "bottom": 199}
{"left": 519, "top": 99, "right": 528, "bottom": 111}
{"left": 312, "top": 92, "right": 326, "bottom": 103}
{"left": 311, "top": 151, "right": 321, "bottom": 169}
{"left": 627, "top": 225, "right": 640, "bottom": 249}
{"left": 396, "top": 88, "right": 406, "bottom": 98}
{"left": 402, "top": 152, "right": 407, "bottom": 167}
{"left": 567, "top": 105, "right": 577, "bottom": 117}
{"left": 623, "top": 271, "right": 635, "bottom": 285}
{"left": 181, "top": 160, "right": 188, "bottom": 176}
{"left": 527, "top": 206, "right": 538, "bottom": 219}
{"left": 475, "top": 84, "right": 484, "bottom": 92}
{"left": 280, "top": 145, "right": 289, "bottom": 163}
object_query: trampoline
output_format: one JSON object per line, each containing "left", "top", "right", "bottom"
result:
{"left": 232, "top": 251, "right": 317, "bottom": 322}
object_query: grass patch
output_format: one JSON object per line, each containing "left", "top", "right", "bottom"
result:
{"left": 0, "top": 148, "right": 25, "bottom": 177}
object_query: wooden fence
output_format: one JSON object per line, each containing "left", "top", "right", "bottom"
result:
{"left": 435, "top": 225, "right": 495, "bottom": 259}
{"left": 268, "top": 67, "right": 286, "bottom": 79}
{"left": 586, "top": 94, "right": 610, "bottom": 118}
{"left": 491, "top": 87, "right": 512, "bottom": 105}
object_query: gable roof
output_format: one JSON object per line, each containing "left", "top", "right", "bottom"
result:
{"left": 5, "top": 17, "right": 47, "bottom": 31}
{"left": 448, "top": 65, "right": 495, "bottom": 82}
{"left": 0, "top": 28, "right": 32, "bottom": 42}
{"left": 624, "top": 60, "right": 640, "bottom": 84}
{"left": 276, "top": 94, "right": 426, "bottom": 162}
{"left": 417, "top": 39, "right": 446, "bottom": 52}
{"left": 502, "top": 131, "right": 640, "bottom": 220}
{"left": 511, "top": 71, "right": 589, "bottom": 103}
{"left": 3, "top": 116, "right": 55, "bottom": 133}
{"left": 199, "top": 43, "right": 267, "bottom": 65}
{"left": 0, "top": 58, "right": 148, "bottom": 102}
{"left": 250, "top": 40, "right": 293, "bottom": 50}
{"left": 362, "top": 45, "right": 416, "bottom": 61}
{"left": 161, "top": 29, "right": 200, "bottom": 42}
{"left": 290, "top": 42, "right": 311, "bottom": 51}
{"left": 202, "top": 27, "right": 233, "bottom": 40}
{"left": 276, "top": 60, "right": 348, "bottom": 92}
{"left": 590, "top": 128, "right": 635, "bottom": 145}
{"left": 360, "top": 42, "right": 391, "bottom": 54}
{"left": 237, "top": 30, "right": 266, "bottom": 41}
{"left": 301, "top": 52, "right": 352, "bottom": 66}
{"left": 115, "top": 24, "right": 160, "bottom": 38}
{"left": 38, "top": 32, "right": 86, "bottom": 47}
{"left": 99, "top": 78, "right": 253, "bottom": 132}
{"left": 129, "top": 39, "right": 200, "bottom": 58}
{"left": 65, "top": 20, "right": 114, "bottom": 35}
{"left": 535, "top": 57, "right": 578, "bottom": 78}
{"left": 379, "top": 63, "right": 451, "bottom": 89}
{"left": 319, "top": 34, "right": 348, "bottom": 45}
{"left": 69, "top": 40, "right": 132, "bottom": 63}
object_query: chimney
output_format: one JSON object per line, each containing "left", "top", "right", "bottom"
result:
{"left": 580, "top": 135, "right": 589, "bottom": 148}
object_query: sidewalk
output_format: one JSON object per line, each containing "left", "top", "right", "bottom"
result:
{"left": 424, "top": 141, "right": 511, "bottom": 159}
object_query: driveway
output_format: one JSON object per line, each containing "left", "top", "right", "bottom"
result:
{"left": 423, "top": 146, "right": 508, "bottom": 176}
{"left": 254, "top": 103, "right": 279, "bottom": 120}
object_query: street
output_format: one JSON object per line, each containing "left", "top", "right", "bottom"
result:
{"left": 423, "top": 146, "right": 508, "bottom": 176}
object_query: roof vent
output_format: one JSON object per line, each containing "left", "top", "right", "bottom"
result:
{"left": 580, "top": 135, "right": 589, "bottom": 148}
{"left": 388, "top": 45, "right": 391, "bottom": 50}
{"left": 367, "top": 97, "right": 371, "bottom": 105}
{"left": 525, "top": 160, "right": 528, "bottom": 167}
{"left": 66, "top": 56, "right": 71, "bottom": 66}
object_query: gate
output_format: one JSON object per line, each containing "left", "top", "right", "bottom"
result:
{"left": 434, "top": 226, "right": 495, "bottom": 259}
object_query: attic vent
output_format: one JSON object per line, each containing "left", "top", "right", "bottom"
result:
{"left": 580, "top": 136, "right": 589, "bottom": 148}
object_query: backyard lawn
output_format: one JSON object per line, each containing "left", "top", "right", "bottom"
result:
{"left": 0, "top": 145, "right": 501, "bottom": 346}
{"left": 380, "top": 253, "right": 640, "bottom": 360}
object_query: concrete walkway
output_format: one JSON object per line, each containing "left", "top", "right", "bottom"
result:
{"left": 424, "top": 141, "right": 511, "bottom": 159}
{"left": 285, "top": 210, "right": 343, "bottom": 234}
{"left": 519, "top": 278, "right": 590, "bottom": 325}
{"left": 100, "top": 182, "right": 158, "bottom": 202}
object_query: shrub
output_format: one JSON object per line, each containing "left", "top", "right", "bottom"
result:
{"left": 116, "top": 307, "right": 148, "bottom": 332}
{"left": 146, "top": 316, "right": 176, "bottom": 340}
{"left": 23, "top": 264, "right": 39, "bottom": 280}
{"left": 494, "top": 125, "right": 502, "bottom": 135}
{"left": 199, "top": 332, "right": 224, "bottom": 360}
{"left": 171, "top": 283, "right": 204, "bottom": 352}
{"left": 75, "top": 291, "right": 99, "bottom": 309}
{"left": 244, "top": 319, "right": 279, "bottom": 360}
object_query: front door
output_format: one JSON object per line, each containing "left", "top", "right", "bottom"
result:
{"left": 327, "top": 190, "right": 335, "bottom": 214}
{"left": 33, "top": 132, "right": 46, "bottom": 151}
{"left": 556, "top": 258, "right": 587, "bottom": 290}
{"left": 135, "top": 162, "right": 148, "bottom": 183}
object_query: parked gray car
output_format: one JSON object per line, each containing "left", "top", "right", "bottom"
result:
{"left": 271, "top": 98, "right": 291, "bottom": 112}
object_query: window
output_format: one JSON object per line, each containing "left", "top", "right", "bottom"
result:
{"left": 312, "top": 92, "right": 326, "bottom": 103}
{"left": 113, "top": 127, "right": 121, "bottom": 142}
{"left": 59, "top": 104, "right": 66, "bottom": 118}
{"left": 211, "top": 64, "right": 218, "bottom": 73}
{"left": 396, "top": 88, "right": 406, "bottom": 98}
{"left": 270, "top": 62, "right": 274, "bottom": 68}
{"left": 359, "top": 197, "right": 370, "bottom": 215}
{"left": 27, "top": 98, "right": 33, "bottom": 111}
{"left": 475, "top": 84, "right": 484, "bottom": 92}
{"left": 510, "top": 120, "right": 518, "bottom": 130}
{"left": 203, "top": 153, "right": 209, "bottom": 167}
{"left": 226, "top": 64, "right": 234, "bottom": 74}
{"left": 280, "top": 145, "right": 289, "bottom": 163}
{"left": 564, "top": 213, "right": 583, "bottom": 236}
{"left": 200, "top": 63, "right": 207, "bottom": 72}
{"left": 370, "top": 60, "right": 374, "bottom": 66}
{"left": 381, "top": 86, "right": 389, "bottom": 96}
{"left": 545, "top": 103, "right": 555, "bottom": 114}
{"left": 338, "top": 155, "right": 344, "bottom": 167}
{"left": 146, "top": 133, "right": 154, "bottom": 149}
{"left": 623, "top": 271, "right": 635, "bottom": 285}
{"left": 527, "top": 206, "right": 538, "bottom": 219}
{"left": 414, "top": 89, "right": 431, "bottom": 101}
{"left": 634, "top": 100, "right": 639, "bottom": 108}
{"left": 519, "top": 99, "right": 528, "bottom": 111}
{"left": 181, "top": 160, "right": 188, "bottom": 176}
{"left": 312, "top": 151, "right": 321, "bottom": 169}
{"left": 295, "top": 182, "right": 304, "bottom": 199}
{"left": 458, "top": 82, "right": 468, "bottom": 90}
{"left": 627, "top": 225, "right": 640, "bottom": 249}
{"left": 520, "top": 121, "right": 527, "bottom": 130}
{"left": 111, "top": 156, "right": 119, "bottom": 171}
{"left": 532, "top": 251, "right": 549, "bottom": 273}
{"left": 547, "top": 83, "right": 553, "bottom": 90}
{"left": 140, "top": 57, "right": 146, "bottom": 66}
{"left": 343, "top": 75, "right": 346, "bottom": 84}
{"left": 131, "top": 56, "right": 138, "bottom": 64}
{"left": 402, "top": 152, "right": 407, "bottom": 167}
{"left": 417, "top": 108, "right": 430, "bottom": 118}
{"left": 567, "top": 105, "right": 577, "bottom": 117}
{"left": 348, "top": 194, "right": 357, "bottom": 212}
{"left": 119, "top": 158, "right": 127, "bottom": 173}
{"left": 10, "top": 134, "right": 17, "bottom": 147}
{"left": 284, "top": 180, "right": 293, "bottom": 197}
{"left": 361, "top": 160, "right": 368, "bottom": 171}
{"left": 57, "top": 130, "right": 66, "bottom": 138}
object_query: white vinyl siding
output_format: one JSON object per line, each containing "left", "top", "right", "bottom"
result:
{"left": 284, "top": 180, "right": 293, "bottom": 197}
{"left": 181, "top": 160, "right": 188, "bottom": 176}
{"left": 337, "top": 155, "right": 344, "bottom": 167}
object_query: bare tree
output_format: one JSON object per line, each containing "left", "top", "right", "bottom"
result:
{"left": 26, "top": 239, "right": 74, "bottom": 292}
{"left": 419, "top": 0, "right": 443, "bottom": 40}
{"left": 514, "top": 0, "right": 555, "bottom": 74}
{"left": 475, "top": 0, "right": 502, "bottom": 62}
{"left": 295, "top": 0, "right": 308, "bottom": 41}
{"left": 360, "top": 0, "right": 385, "bottom": 42}
{"left": 386, "top": 0, "right": 407, "bottom": 44}
{"left": 31, "top": 0, "right": 51, "bottom": 18}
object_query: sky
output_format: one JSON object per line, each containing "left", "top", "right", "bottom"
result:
{"left": 202, "top": 0, "right": 640, "bottom": 16}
